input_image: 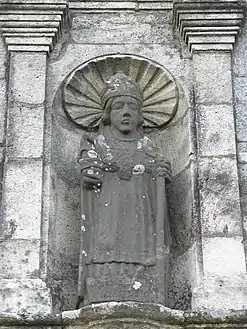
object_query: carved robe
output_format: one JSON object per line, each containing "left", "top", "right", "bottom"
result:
{"left": 80, "top": 126, "right": 171, "bottom": 267}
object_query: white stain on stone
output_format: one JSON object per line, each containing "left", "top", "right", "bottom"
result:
{"left": 87, "top": 150, "right": 98, "bottom": 158}
{"left": 81, "top": 214, "right": 86, "bottom": 220}
{"left": 62, "top": 309, "right": 80, "bottom": 320}
{"left": 160, "top": 305, "right": 166, "bottom": 313}
{"left": 81, "top": 226, "right": 86, "bottom": 232}
{"left": 96, "top": 135, "right": 113, "bottom": 161}
{"left": 137, "top": 136, "right": 152, "bottom": 149}
{"left": 133, "top": 164, "right": 145, "bottom": 175}
{"left": 133, "top": 281, "right": 142, "bottom": 290}
{"left": 81, "top": 250, "right": 87, "bottom": 256}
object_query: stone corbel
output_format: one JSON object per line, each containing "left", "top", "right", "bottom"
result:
{"left": 0, "top": 0, "right": 69, "bottom": 53}
{"left": 173, "top": 0, "right": 245, "bottom": 53}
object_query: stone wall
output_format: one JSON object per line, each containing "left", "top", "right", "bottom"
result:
{"left": 0, "top": 0, "right": 247, "bottom": 318}
{"left": 233, "top": 15, "right": 247, "bottom": 267}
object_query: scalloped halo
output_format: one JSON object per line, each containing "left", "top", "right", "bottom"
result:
{"left": 62, "top": 54, "right": 179, "bottom": 131}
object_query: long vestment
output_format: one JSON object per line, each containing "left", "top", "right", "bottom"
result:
{"left": 80, "top": 126, "right": 171, "bottom": 268}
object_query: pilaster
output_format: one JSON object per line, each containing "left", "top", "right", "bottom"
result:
{"left": 173, "top": 0, "right": 247, "bottom": 311}
{"left": 0, "top": 0, "right": 68, "bottom": 314}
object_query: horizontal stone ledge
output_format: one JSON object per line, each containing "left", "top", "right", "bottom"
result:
{"left": 1, "top": 302, "right": 247, "bottom": 326}
{"left": 173, "top": 0, "right": 245, "bottom": 11}
{"left": 7, "top": 44, "right": 50, "bottom": 53}
{"left": 0, "top": 0, "right": 67, "bottom": 4}
{"left": 69, "top": 0, "right": 173, "bottom": 10}
{"left": 191, "top": 43, "right": 233, "bottom": 52}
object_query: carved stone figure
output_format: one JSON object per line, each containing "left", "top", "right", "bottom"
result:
{"left": 77, "top": 73, "right": 172, "bottom": 306}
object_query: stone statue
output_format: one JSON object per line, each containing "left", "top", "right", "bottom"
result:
{"left": 77, "top": 73, "right": 172, "bottom": 307}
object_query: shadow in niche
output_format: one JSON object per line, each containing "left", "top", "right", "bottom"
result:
{"left": 47, "top": 57, "right": 195, "bottom": 312}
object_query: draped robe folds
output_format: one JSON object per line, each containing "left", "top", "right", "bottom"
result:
{"left": 80, "top": 126, "right": 171, "bottom": 269}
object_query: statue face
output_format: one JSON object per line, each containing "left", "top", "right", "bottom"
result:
{"left": 110, "top": 96, "right": 141, "bottom": 134}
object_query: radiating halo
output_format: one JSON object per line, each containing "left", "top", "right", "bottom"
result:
{"left": 62, "top": 55, "right": 179, "bottom": 130}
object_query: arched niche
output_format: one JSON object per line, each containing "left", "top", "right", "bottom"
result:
{"left": 47, "top": 54, "right": 195, "bottom": 311}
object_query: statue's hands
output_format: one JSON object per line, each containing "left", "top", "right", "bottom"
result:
{"left": 78, "top": 158, "right": 104, "bottom": 189}
{"left": 81, "top": 167, "right": 104, "bottom": 189}
{"left": 156, "top": 158, "right": 172, "bottom": 182}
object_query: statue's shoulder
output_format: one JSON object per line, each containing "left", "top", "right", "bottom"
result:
{"left": 137, "top": 135, "right": 158, "bottom": 156}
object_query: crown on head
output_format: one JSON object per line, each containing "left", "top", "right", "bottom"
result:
{"left": 101, "top": 73, "right": 143, "bottom": 109}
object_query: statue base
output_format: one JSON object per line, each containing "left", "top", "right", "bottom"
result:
{"left": 63, "top": 302, "right": 184, "bottom": 329}
{"left": 1, "top": 301, "right": 247, "bottom": 329}
{"left": 61, "top": 302, "right": 247, "bottom": 329}
{"left": 85, "top": 276, "right": 162, "bottom": 305}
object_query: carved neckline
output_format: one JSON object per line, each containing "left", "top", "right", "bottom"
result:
{"left": 109, "top": 127, "right": 142, "bottom": 142}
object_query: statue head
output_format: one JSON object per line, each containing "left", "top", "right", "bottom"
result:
{"left": 100, "top": 73, "right": 144, "bottom": 134}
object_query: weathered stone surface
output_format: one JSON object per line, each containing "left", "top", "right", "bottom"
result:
{"left": 196, "top": 104, "right": 236, "bottom": 157}
{"left": 49, "top": 44, "right": 189, "bottom": 94}
{"left": 238, "top": 142, "right": 247, "bottom": 163}
{"left": 158, "top": 111, "right": 193, "bottom": 177}
{"left": 10, "top": 52, "right": 46, "bottom": 104}
{"left": 198, "top": 157, "right": 242, "bottom": 237}
{"left": 193, "top": 52, "right": 232, "bottom": 104}
{"left": 193, "top": 274, "right": 247, "bottom": 312}
{"left": 6, "top": 104, "right": 44, "bottom": 159}
{"left": 173, "top": 1, "right": 245, "bottom": 53}
{"left": 0, "top": 0, "right": 246, "bottom": 317}
{"left": 0, "top": 278, "right": 51, "bottom": 314}
{"left": 71, "top": 12, "right": 173, "bottom": 45}
{"left": 0, "top": 38, "right": 6, "bottom": 79}
{"left": 234, "top": 76, "right": 247, "bottom": 104}
{"left": 48, "top": 170, "right": 80, "bottom": 258}
{"left": 238, "top": 163, "right": 247, "bottom": 251}
{"left": 0, "top": 1, "right": 68, "bottom": 53}
{"left": 3, "top": 301, "right": 247, "bottom": 327}
{"left": 69, "top": 1, "right": 173, "bottom": 11}
{"left": 167, "top": 163, "right": 195, "bottom": 252}
{"left": 168, "top": 248, "right": 193, "bottom": 310}
{"left": 233, "top": 18, "right": 247, "bottom": 77}
{"left": 2, "top": 161, "right": 42, "bottom": 240}
{"left": 0, "top": 239, "right": 40, "bottom": 279}
{"left": 0, "top": 78, "right": 6, "bottom": 143}
{"left": 235, "top": 104, "right": 247, "bottom": 142}
{"left": 202, "top": 237, "right": 246, "bottom": 277}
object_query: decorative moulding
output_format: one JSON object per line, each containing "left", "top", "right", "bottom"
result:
{"left": 0, "top": 0, "right": 69, "bottom": 53}
{"left": 173, "top": 0, "right": 246, "bottom": 53}
{"left": 68, "top": 0, "right": 173, "bottom": 11}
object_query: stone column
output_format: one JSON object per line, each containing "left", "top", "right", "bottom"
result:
{"left": 0, "top": 0, "right": 68, "bottom": 314}
{"left": 0, "top": 37, "right": 7, "bottom": 214}
{"left": 173, "top": 0, "right": 247, "bottom": 311}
